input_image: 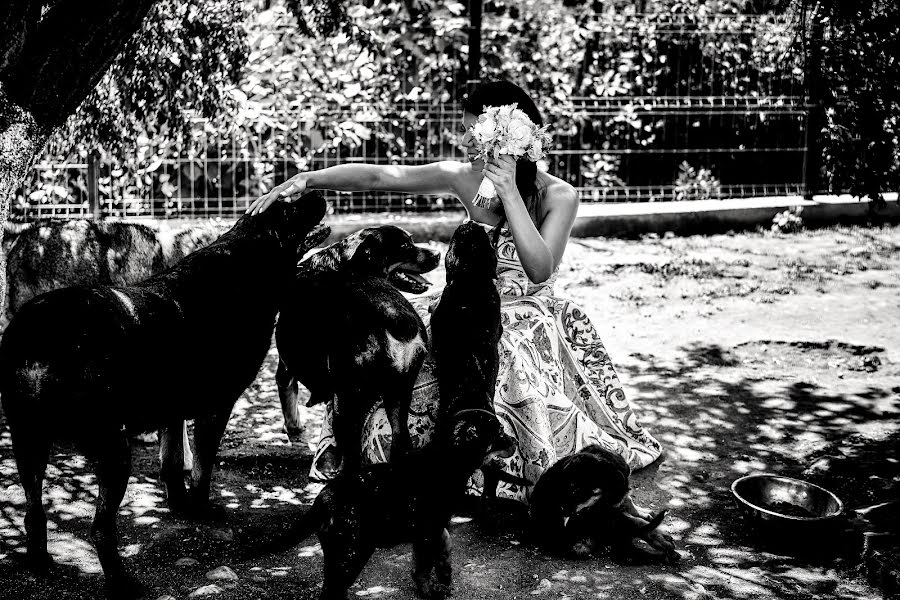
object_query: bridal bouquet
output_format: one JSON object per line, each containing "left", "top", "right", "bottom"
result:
{"left": 469, "top": 104, "right": 553, "bottom": 208}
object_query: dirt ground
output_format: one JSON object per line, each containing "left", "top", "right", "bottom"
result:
{"left": 1, "top": 224, "right": 899, "bottom": 600}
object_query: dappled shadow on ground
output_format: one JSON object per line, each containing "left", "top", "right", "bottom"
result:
{"left": 2, "top": 225, "right": 900, "bottom": 599}
{"left": 615, "top": 340, "right": 900, "bottom": 600}
{"left": 1, "top": 340, "right": 896, "bottom": 599}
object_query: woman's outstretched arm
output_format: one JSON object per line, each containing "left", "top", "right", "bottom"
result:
{"left": 246, "top": 161, "right": 468, "bottom": 215}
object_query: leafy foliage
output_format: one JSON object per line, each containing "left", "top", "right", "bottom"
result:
{"left": 799, "top": 0, "right": 900, "bottom": 205}
{"left": 22, "top": 0, "right": 892, "bottom": 218}
{"left": 771, "top": 205, "right": 803, "bottom": 233}
{"left": 674, "top": 160, "right": 721, "bottom": 201}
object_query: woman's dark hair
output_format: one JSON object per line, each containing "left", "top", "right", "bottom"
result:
{"left": 462, "top": 80, "right": 546, "bottom": 226}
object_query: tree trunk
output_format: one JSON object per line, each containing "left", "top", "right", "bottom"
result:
{"left": 0, "top": 90, "right": 49, "bottom": 305}
{"left": 0, "top": 0, "right": 158, "bottom": 307}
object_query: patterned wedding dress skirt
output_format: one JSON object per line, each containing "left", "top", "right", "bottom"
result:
{"left": 310, "top": 221, "right": 663, "bottom": 503}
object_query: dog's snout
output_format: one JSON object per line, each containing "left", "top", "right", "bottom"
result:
{"left": 419, "top": 247, "right": 441, "bottom": 270}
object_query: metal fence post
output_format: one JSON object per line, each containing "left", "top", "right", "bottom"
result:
{"left": 87, "top": 150, "right": 102, "bottom": 220}
{"left": 803, "top": 10, "right": 825, "bottom": 200}
{"left": 467, "top": 0, "right": 482, "bottom": 93}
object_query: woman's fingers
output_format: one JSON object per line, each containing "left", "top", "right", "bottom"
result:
{"left": 246, "top": 177, "right": 306, "bottom": 215}
{"left": 246, "top": 194, "right": 272, "bottom": 215}
{"left": 497, "top": 154, "right": 516, "bottom": 168}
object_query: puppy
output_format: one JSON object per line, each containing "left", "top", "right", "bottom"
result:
{"left": 567, "top": 503, "right": 678, "bottom": 564}
{"left": 255, "top": 408, "right": 517, "bottom": 600}
{"left": 276, "top": 225, "right": 440, "bottom": 470}
{"left": 529, "top": 444, "right": 677, "bottom": 563}
{"left": 0, "top": 193, "right": 327, "bottom": 598}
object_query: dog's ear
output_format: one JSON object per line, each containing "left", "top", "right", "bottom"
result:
{"left": 444, "top": 237, "right": 460, "bottom": 283}
{"left": 342, "top": 229, "right": 385, "bottom": 272}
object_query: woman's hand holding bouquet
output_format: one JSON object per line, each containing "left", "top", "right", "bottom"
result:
{"left": 469, "top": 104, "right": 552, "bottom": 208}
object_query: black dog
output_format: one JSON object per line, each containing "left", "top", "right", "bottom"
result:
{"left": 276, "top": 225, "right": 440, "bottom": 470}
{"left": 429, "top": 221, "right": 529, "bottom": 496}
{"left": 0, "top": 192, "right": 326, "bottom": 598}
{"left": 529, "top": 444, "right": 677, "bottom": 563}
{"left": 257, "top": 408, "right": 516, "bottom": 600}
{"left": 431, "top": 221, "right": 501, "bottom": 422}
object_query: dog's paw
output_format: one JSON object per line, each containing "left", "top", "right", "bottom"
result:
{"left": 165, "top": 489, "right": 192, "bottom": 517}
{"left": 570, "top": 541, "right": 594, "bottom": 559}
{"left": 283, "top": 425, "right": 305, "bottom": 444}
{"left": 24, "top": 550, "right": 54, "bottom": 575}
{"left": 416, "top": 578, "right": 452, "bottom": 600}
{"left": 645, "top": 530, "right": 680, "bottom": 563}
{"left": 105, "top": 573, "right": 146, "bottom": 600}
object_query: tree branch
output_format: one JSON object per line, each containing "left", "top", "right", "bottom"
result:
{"left": 0, "top": 0, "right": 41, "bottom": 77}
{"left": 2, "top": 0, "right": 158, "bottom": 128}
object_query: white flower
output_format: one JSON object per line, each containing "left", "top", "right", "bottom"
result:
{"left": 472, "top": 114, "right": 497, "bottom": 144}
{"left": 507, "top": 117, "right": 534, "bottom": 156}
{"left": 469, "top": 103, "right": 549, "bottom": 164}
{"left": 527, "top": 136, "right": 544, "bottom": 162}
{"left": 510, "top": 108, "right": 530, "bottom": 122}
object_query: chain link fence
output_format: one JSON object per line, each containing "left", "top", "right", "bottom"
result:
{"left": 15, "top": 12, "right": 810, "bottom": 221}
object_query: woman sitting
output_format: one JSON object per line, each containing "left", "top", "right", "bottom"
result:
{"left": 247, "top": 80, "right": 663, "bottom": 502}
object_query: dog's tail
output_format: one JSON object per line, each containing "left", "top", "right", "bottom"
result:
{"left": 244, "top": 500, "right": 324, "bottom": 558}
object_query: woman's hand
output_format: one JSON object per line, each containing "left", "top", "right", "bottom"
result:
{"left": 482, "top": 154, "right": 518, "bottom": 203}
{"left": 246, "top": 173, "right": 309, "bottom": 215}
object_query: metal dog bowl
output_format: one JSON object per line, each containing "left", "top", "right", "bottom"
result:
{"left": 731, "top": 474, "right": 843, "bottom": 528}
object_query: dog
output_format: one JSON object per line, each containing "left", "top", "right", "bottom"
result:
{"left": 429, "top": 221, "right": 530, "bottom": 496}
{"left": 275, "top": 225, "right": 440, "bottom": 470}
{"left": 430, "top": 221, "right": 501, "bottom": 423}
{"left": 3, "top": 219, "right": 229, "bottom": 318}
{"left": 255, "top": 408, "right": 517, "bottom": 600}
{"left": 0, "top": 192, "right": 326, "bottom": 598}
{"left": 529, "top": 444, "right": 678, "bottom": 563}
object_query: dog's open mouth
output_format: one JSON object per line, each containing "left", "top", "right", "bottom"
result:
{"left": 387, "top": 263, "right": 432, "bottom": 294}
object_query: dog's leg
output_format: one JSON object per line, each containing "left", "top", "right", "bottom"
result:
{"left": 276, "top": 358, "right": 304, "bottom": 443}
{"left": 413, "top": 525, "right": 452, "bottom": 599}
{"left": 10, "top": 427, "right": 52, "bottom": 572}
{"left": 320, "top": 534, "right": 373, "bottom": 600}
{"left": 383, "top": 391, "right": 411, "bottom": 461}
{"left": 159, "top": 421, "right": 189, "bottom": 513}
{"left": 189, "top": 410, "right": 232, "bottom": 518}
{"left": 621, "top": 494, "right": 653, "bottom": 521}
{"left": 331, "top": 388, "right": 366, "bottom": 472}
{"left": 434, "top": 527, "right": 453, "bottom": 590}
{"left": 91, "top": 432, "right": 143, "bottom": 599}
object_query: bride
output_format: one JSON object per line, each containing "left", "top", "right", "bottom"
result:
{"left": 247, "top": 80, "right": 663, "bottom": 501}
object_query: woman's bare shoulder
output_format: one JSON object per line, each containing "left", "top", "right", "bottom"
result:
{"left": 539, "top": 172, "right": 579, "bottom": 213}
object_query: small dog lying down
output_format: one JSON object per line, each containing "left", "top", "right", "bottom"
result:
{"left": 256, "top": 408, "right": 517, "bottom": 599}
{"left": 529, "top": 444, "right": 678, "bottom": 563}
{"left": 276, "top": 225, "right": 440, "bottom": 470}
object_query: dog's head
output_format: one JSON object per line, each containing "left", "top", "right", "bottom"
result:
{"left": 242, "top": 191, "right": 328, "bottom": 257}
{"left": 445, "top": 408, "right": 517, "bottom": 469}
{"left": 546, "top": 450, "right": 630, "bottom": 522}
{"left": 329, "top": 225, "right": 440, "bottom": 294}
{"left": 444, "top": 221, "right": 498, "bottom": 285}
